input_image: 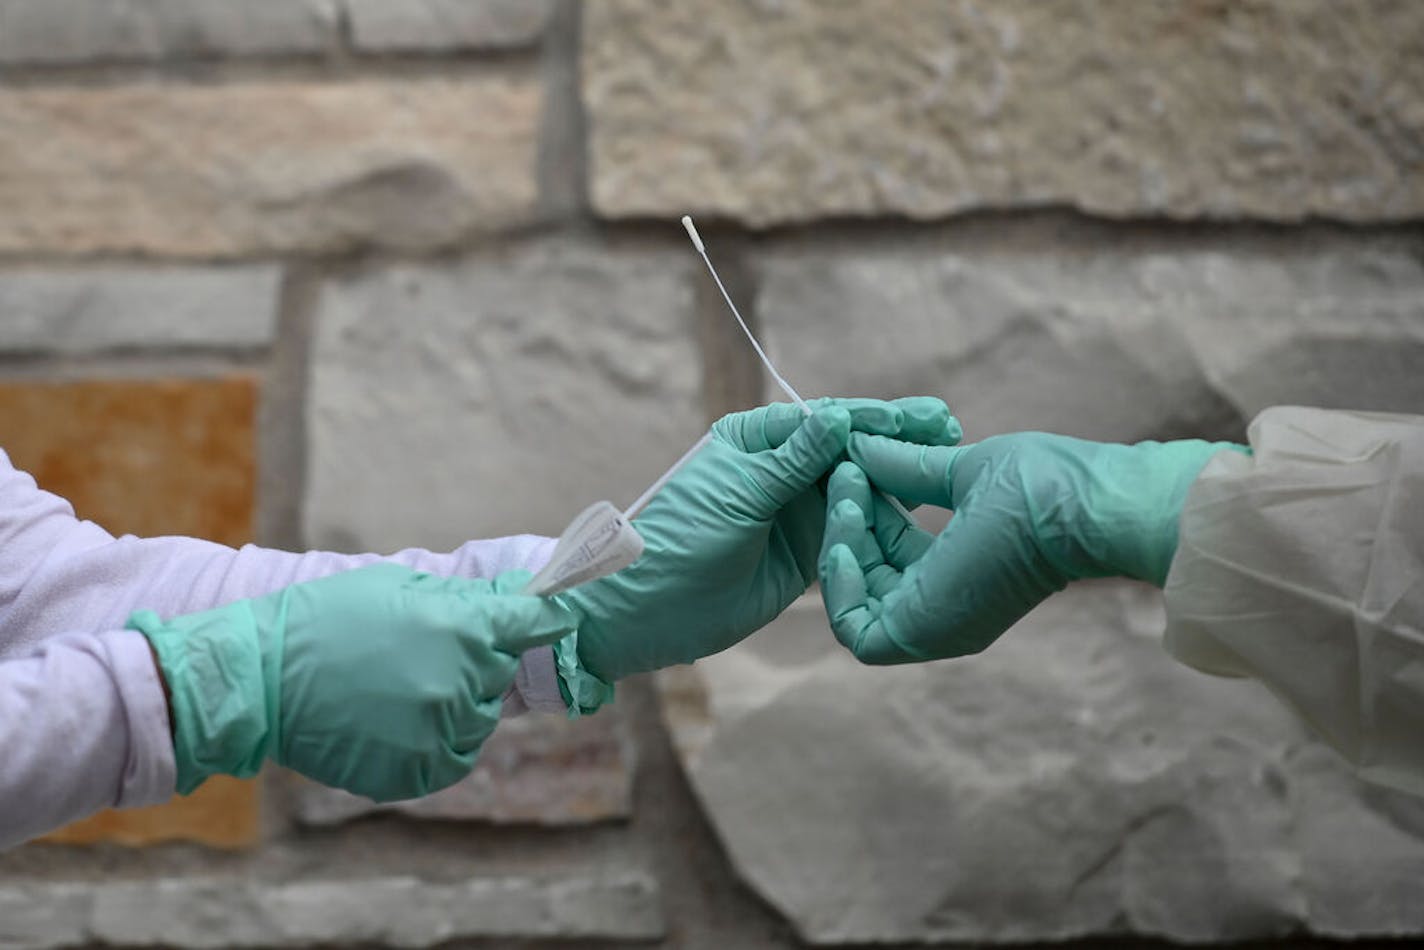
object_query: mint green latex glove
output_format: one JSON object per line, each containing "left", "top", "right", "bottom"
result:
{"left": 130, "top": 563, "right": 575, "bottom": 801}
{"left": 819, "top": 432, "right": 1242, "bottom": 664}
{"left": 555, "top": 398, "right": 961, "bottom": 702}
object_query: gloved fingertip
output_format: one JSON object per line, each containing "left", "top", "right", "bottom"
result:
{"left": 891, "top": 397, "right": 948, "bottom": 435}
{"left": 499, "top": 596, "right": 579, "bottom": 651}
{"left": 826, "top": 497, "right": 867, "bottom": 539}
{"left": 943, "top": 415, "right": 965, "bottom": 446}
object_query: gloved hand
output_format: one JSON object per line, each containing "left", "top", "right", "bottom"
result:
{"left": 556, "top": 398, "right": 961, "bottom": 705}
{"left": 819, "top": 431, "right": 1242, "bottom": 664}
{"left": 130, "top": 563, "right": 575, "bottom": 801}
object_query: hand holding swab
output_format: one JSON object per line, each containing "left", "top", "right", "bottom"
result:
{"left": 680, "top": 215, "right": 918, "bottom": 523}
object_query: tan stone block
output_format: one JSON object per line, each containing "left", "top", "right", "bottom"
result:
{"left": 585, "top": 0, "right": 1424, "bottom": 224}
{"left": 0, "top": 76, "right": 541, "bottom": 257}
{"left": 38, "top": 777, "right": 258, "bottom": 850}
{"left": 0, "top": 377, "right": 260, "bottom": 848}
{"left": 0, "top": 377, "right": 257, "bottom": 545}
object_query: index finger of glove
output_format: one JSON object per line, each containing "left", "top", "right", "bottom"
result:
{"left": 761, "top": 405, "right": 853, "bottom": 503}
{"left": 849, "top": 434, "right": 967, "bottom": 509}
{"left": 884, "top": 396, "right": 963, "bottom": 447}
{"left": 720, "top": 399, "right": 903, "bottom": 452}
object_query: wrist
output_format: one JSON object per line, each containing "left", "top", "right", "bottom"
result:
{"left": 128, "top": 598, "right": 278, "bottom": 794}
{"left": 1111, "top": 440, "right": 1239, "bottom": 586}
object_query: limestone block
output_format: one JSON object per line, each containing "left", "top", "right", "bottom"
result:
{"left": 585, "top": 0, "right": 1424, "bottom": 224}
{"left": 345, "top": 0, "right": 553, "bottom": 52}
{"left": 306, "top": 239, "right": 702, "bottom": 549}
{"left": 0, "top": 265, "right": 280, "bottom": 354}
{"left": 0, "top": 0, "right": 338, "bottom": 63}
{"left": 0, "top": 872, "right": 664, "bottom": 948}
{"left": 0, "top": 76, "right": 540, "bottom": 257}
{"left": 755, "top": 234, "right": 1424, "bottom": 442}
{"left": 0, "top": 376, "right": 257, "bottom": 574}
{"left": 297, "top": 709, "right": 634, "bottom": 826}
{"left": 659, "top": 586, "right": 1424, "bottom": 944}
{"left": 0, "top": 377, "right": 259, "bottom": 848}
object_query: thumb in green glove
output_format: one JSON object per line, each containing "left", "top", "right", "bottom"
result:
{"left": 819, "top": 431, "right": 1241, "bottom": 664}
{"left": 131, "top": 563, "right": 575, "bottom": 802}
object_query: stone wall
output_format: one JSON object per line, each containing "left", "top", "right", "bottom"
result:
{"left": 0, "top": 1, "right": 1420, "bottom": 947}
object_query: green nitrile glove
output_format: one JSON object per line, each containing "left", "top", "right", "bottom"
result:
{"left": 130, "top": 563, "right": 575, "bottom": 801}
{"left": 554, "top": 398, "right": 961, "bottom": 705}
{"left": 819, "top": 432, "right": 1242, "bottom": 664}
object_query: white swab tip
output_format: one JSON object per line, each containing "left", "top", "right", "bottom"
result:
{"left": 680, "top": 214, "right": 705, "bottom": 253}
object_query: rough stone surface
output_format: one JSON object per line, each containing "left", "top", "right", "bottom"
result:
{"left": 0, "top": 377, "right": 257, "bottom": 548}
{"left": 659, "top": 586, "right": 1424, "bottom": 944}
{"left": 297, "top": 709, "right": 634, "bottom": 826}
{"left": 0, "top": 871, "right": 664, "bottom": 948}
{"left": 0, "top": 0, "right": 338, "bottom": 63}
{"left": 585, "top": 0, "right": 1424, "bottom": 225}
{"left": 755, "top": 230, "right": 1424, "bottom": 443}
{"left": 305, "top": 239, "right": 702, "bottom": 548}
{"left": 0, "top": 76, "right": 540, "bottom": 257}
{"left": 0, "top": 377, "right": 259, "bottom": 848}
{"left": 0, "top": 265, "right": 280, "bottom": 354}
{"left": 345, "top": 0, "right": 553, "bottom": 52}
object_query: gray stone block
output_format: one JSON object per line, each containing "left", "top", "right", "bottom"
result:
{"left": 755, "top": 233, "right": 1424, "bottom": 442}
{"left": 0, "top": 0, "right": 339, "bottom": 64}
{"left": 0, "top": 76, "right": 540, "bottom": 257}
{"left": 0, "top": 265, "right": 280, "bottom": 354}
{"left": 585, "top": 0, "right": 1424, "bottom": 224}
{"left": 297, "top": 709, "right": 634, "bottom": 826}
{"left": 658, "top": 586, "right": 1424, "bottom": 944}
{"left": 0, "top": 872, "right": 664, "bottom": 948}
{"left": 305, "top": 239, "right": 703, "bottom": 549}
{"left": 345, "top": 0, "right": 553, "bottom": 52}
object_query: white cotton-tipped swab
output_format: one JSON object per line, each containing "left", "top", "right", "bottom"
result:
{"left": 682, "top": 216, "right": 810, "bottom": 415}
{"left": 680, "top": 214, "right": 917, "bottom": 523}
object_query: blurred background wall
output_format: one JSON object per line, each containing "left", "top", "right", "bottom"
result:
{"left": 0, "top": 1, "right": 1421, "bottom": 947}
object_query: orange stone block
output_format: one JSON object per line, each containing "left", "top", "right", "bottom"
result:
{"left": 40, "top": 776, "right": 259, "bottom": 849}
{"left": 0, "top": 376, "right": 261, "bottom": 849}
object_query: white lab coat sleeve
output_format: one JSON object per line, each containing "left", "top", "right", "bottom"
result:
{"left": 0, "top": 630, "right": 173, "bottom": 852}
{"left": 0, "top": 448, "right": 564, "bottom": 848}
{"left": 1162, "top": 406, "right": 1424, "bottom": 794}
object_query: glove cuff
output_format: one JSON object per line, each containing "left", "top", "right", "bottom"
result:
{"left": 128, "top": 601, "right": 280, "bottom": 794}
{"left": 1114, "top": 440, "right": 1246, "bottom": 586}
{"left": 549, "top": 600, "right": 615, "bottom": 719}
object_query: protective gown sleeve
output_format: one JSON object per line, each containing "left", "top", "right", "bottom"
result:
{"left": 1162, "top": 406, "right": 1424, "bottom": 795}
{"left": 0, "top": 448, "right": 560, "bottom": 850}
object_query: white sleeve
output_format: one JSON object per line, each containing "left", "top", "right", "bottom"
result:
{"left": 0, "top": 448, "right": 563, "bottom": 708}
{"left": 1162, "top": 406, "right": 1424, "bottom": 794}
{"left": 0, "top": 448, "right": 564, "bottom": 849}
{"left": 0, "top": 631, "right": 174, "bottom": 852}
